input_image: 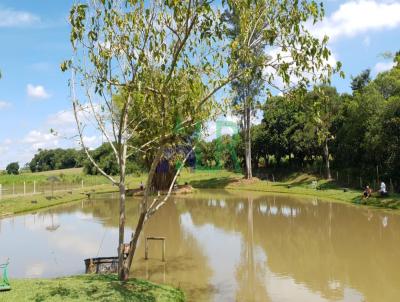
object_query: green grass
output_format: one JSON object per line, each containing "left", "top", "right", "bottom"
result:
{"left": 0, "top": 184, "right": 117, "bottom": 217}
{"left": 1, "top": 274, "right": 184, "bottom": 302}
{"left": 2, "top": 168, "right": 399, "bottom": 216}
{"left": 179, "top": 170, "right": 400, "bottom": 211}
{"left": 0, "top": 168, "right": 109, "bottom": 185}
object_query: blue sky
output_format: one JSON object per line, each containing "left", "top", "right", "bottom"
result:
{"left": 0, "top": 0, "right": 400, "bottom": 169}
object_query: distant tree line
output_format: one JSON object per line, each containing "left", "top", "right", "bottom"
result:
{"left": 14, "top": 53, "right": 400, "bottom": 190}
{"left": 82, "top": 143, "right": 144, "bottom": 176}
{"left": 26, "top": 144, "right": 144, "bottom": 176}
{"left": 196, "top": 53, "right": 400, "bottom": 188}
{"left": 29, "top": 148, "right": 86, "bottom": 172}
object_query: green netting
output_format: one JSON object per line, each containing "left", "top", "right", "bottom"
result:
{"left": 0, "top": 261, "right": 10, "bottom": 291}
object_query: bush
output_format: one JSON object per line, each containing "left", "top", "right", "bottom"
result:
{"left": 6, "top": 162, "right": 19, "bottom": 175}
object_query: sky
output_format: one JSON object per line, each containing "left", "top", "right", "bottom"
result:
{"left": 0, "top": 0, "right": 400, "bottom": 169}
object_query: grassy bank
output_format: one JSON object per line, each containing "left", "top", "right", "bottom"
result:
{"left": 0, "top": 168, "right": 108, "bottom": 185}
{"left": 1, "top": 169, "right": 399, "bottom": 216}
{"left": 0, "top": 170, "right": 235, "bottom": 216}
{"left": 0, "top": 184, "right": 116, "bottom": 217}
{"left": 182, "top": 170, "right": 400, "bottom": 210}
{"left": 1, "top": 274, "right": 184, "bottom": 302}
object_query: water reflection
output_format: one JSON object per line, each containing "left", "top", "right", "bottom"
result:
{"left": 0, "top": 190, "right": 399, "bottom": 301}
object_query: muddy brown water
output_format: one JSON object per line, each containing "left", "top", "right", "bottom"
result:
{"left": 1, "top": 190, "right": 399, "bottom": 302}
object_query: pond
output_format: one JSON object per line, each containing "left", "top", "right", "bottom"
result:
{"left": 1, "top": 190, "right": 399, "bottom": 301}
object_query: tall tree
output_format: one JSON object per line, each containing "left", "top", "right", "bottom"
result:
{"left": 304, "top": 86, "right": 341, "bottom": 179}
{"left": 350, "top": 69, "right": 371, "bottom": 93}
{"left": 224, "top": 2, "right": 264, "bottom": 179}
{"left": 225, "top": 0, "right": 341, "bottom": 179}
{"left": 64, "top": 0, "right": 267, "bottom": 280}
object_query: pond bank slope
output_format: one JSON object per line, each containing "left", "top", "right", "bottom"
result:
{"left": 2, "top": 275, "right": 184, "bottom": 302}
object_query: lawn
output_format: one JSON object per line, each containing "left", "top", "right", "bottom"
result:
{"left": 0, "top": 168, "right": 108, "bottom": 185}
{"left": 0, "top": 184, "right": 116, "bottom": 217}
{"left": 1, "top": 168, "right": 399, "bottom": 216}
{"left": 1, "top": 274, "right": 184, "bottom": 302}
{"left": 178, "top": 170, "right": 400, "bottom": 211}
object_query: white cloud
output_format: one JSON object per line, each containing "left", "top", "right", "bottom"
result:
{"left": 47, "top": 110, "right": 75, "bottom": 127}
{"left": 0, "top": 139, "right": 13, "bottom": 156}
{"left": 27, "top": 84, "right": 51, "bottom": 99}
{"left": 82, "top": 135, "right": 99, "bottom": 149}
{"left": 0, "top": 7, "right": 40, "bottom": 28}
{"left": 374, "top": 61, "right": 395, "bottom": 74}
{"left": 22, "top": 130, "right": 59, "bottom": 150}
{"left": 46, "top": 105, "right": 107, "bottom": 147}
{"left": 263, "top": 48, "right": 338, "bottom": 91}
{"left": 0, "top": 103, "right": 114, "bottom": 168}
{"left": 363, "top": 36, "right": 371, "bottom": 46}
{"left": 0, "top": 101, "right": 11, "bottom": 109}
{"left": 312, "top": 0, "right": 400, "bottom": 41}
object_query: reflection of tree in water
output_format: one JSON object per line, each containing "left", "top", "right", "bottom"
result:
{"left": 51, "top": 192, "right": 400, "bottom": 302}
{"left": 179, "top": 193, "right": 400, "bottom": 302}
{"left": 235, "top": 196, "right": 269, "bottom": 302}
{"left": 132, "top": 201, "right": 213, "bottom": 302}
{"left": 56, "top": 195, "right": 213, "bottom": 302}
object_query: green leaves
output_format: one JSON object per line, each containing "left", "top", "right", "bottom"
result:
{"left": 60, "top": 60, "right": 72, "bottom": 72}
{"left": 69, "top": 4, "right": 88, "bottom": 47}
{"left": 226, "top": 0, "right": 340, "bottom": 102}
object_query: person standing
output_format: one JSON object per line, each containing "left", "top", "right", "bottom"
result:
{"left": 379, "top": 181, "right": 387, "bottom": 196}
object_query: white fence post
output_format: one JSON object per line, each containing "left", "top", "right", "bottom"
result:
{"left": 81, "top": 180, "right": 84, "bottom": 189}
{"left": 24, "top": 181, "right": 26, "bottom": 196}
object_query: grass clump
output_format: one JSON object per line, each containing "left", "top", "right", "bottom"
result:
{"left": 1, "top": 274, "right": 184, "bottom": 302}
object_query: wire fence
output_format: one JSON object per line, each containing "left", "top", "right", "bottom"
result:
{"left": 254, "top": 166, "right": 399, "bottom": 194}
{"left": 0, "top": 179, "right": 105, "bottom": 200}
{"left": 329, "top": 170, "right": 398, "bottom": 193}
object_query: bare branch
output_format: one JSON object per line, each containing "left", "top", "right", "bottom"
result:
{"left": 71, "top": 69, "right": 117, "bottom": 185}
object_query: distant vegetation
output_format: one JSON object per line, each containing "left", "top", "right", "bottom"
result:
{"left": 196, "top": 54, "right": 400, "bottom": 190}
{"left": 19, "top": 144, "right": 143, "bottom": 176}
{"left": 5, "top": 162, "right": 19, "bottom": 175}
{"left": 4, "top": 55, "right": 399, "bottom": 192}
{"left": 28, "top": 148, "right": 85, "bottom": 172}
{"left": 82, "top": 143, "right": 144, "bottom": 176}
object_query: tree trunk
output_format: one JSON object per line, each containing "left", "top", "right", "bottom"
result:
{"left": 121, "top": 148, "right": 164, "bottom": 280}
{"left": 323, "top": 139, "right": 332, "bottom": 180}
{"left": 123, "top": 211, "right": 146, "bottom": 279}
{"left": 151, "top": 159, "right": 176, "bottom": 191}
{"left": 118, "top": 173, "right": 127, "bottom": 280}
{"left": 244, "top": 102, "right": 252, "bottom": 179}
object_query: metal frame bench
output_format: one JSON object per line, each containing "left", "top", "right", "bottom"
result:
{"left": 145, "top": 237, "right": 166, "bottom": 262}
